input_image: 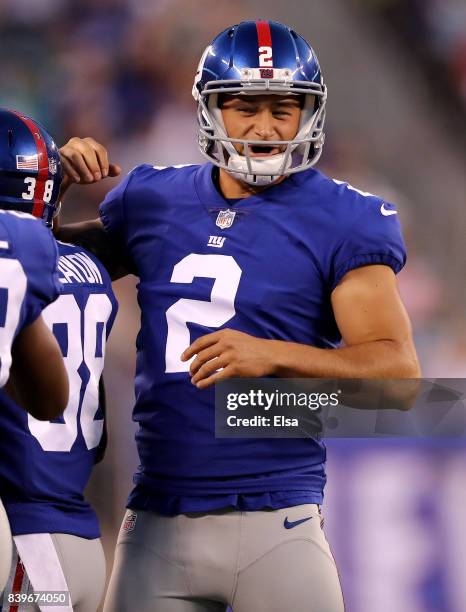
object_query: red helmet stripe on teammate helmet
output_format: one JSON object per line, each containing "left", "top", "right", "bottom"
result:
{"left": 10, "top": 111, "right": 49, "bottom": 219}
{"left": 256, "top": 20, "right": 273, "bottom": 67}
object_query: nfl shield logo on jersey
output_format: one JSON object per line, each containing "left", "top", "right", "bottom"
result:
{"left": 216, "top": 209, "right": 236, "bottom": 229}
{"left": 122, "top": 511, "right": 137, "bottom": 533}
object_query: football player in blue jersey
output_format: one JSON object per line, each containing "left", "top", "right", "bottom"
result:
{"left": 0, "top": 115, "right": 118, "bottom": 611}
{"left": 0, "top": 109, "right": 69, "bottom": 597}
{"left": 0, "top": 109, "right": 69, "bottom": 422}
{"left": 56, "top": 20, "right": 420, "bottom": 612}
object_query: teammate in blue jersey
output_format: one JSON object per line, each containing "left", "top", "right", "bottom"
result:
{"left": 0, "top": 114, "right": 118, "bottom": 611}
{"left": 0, "top": 242, "right": 118, "bottom": 612}
{"left": 0, "top": 109, "right": 69, "bottom": 597}
{"left": 0, "top": 109, "right": 69, "bottom": 421}
{"left": 57, "top": 20, "right": 420, "bottom": 612}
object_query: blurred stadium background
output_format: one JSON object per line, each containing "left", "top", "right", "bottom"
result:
{"left": 1, "top": 0, "right": 465, "bottom": 610}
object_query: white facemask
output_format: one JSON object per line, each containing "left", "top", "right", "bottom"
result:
{"left": 227, "top": 151, "right": 293, "bottom": 186}
{"left": 197, "top": 91, "right": 325, "bottom": 185}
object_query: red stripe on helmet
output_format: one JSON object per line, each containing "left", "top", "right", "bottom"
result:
{"left": 10, "top": 110, "right": 49, "bottom": 219}
{"left": 256, "top": 20, "right": 272, "bottom": 48}
{"left": 256, "top": 20, "right": 273, "bottom": 69}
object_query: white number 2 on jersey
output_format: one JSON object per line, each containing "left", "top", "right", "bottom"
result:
{"left": 28, "top": 293, "right": 112, "bottom": 452}
{"left": 165, "top": 254, "right": 242, "bottom": 373}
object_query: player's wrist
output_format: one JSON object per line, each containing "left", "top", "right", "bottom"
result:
{"left": 271, "top": 341, "right": 320, "bottom": 378}
{"left": 267, "top": 340, "right": 293, "bottom": 376}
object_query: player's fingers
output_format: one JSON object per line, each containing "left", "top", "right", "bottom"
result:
{"left": 60, "top": 148, "right": 94, "bottom": 182}
{"left": 60, "top": 137, "right": 98, "bottom": 160}
{"left": 195, "top": 365, "right": 233, "bottom": 390}
{"left": 108, "top": 163, "right": 122, "bottom": 177}
{"left": 84, "top": 137, "right": 109, "bottom": 177}
{"left": 191, "top": 356, "right": 227, "bottom": 386}
{"left": 181, "top": 331, "right": 223, "bottom": 361}
{"left": 79, "top": 149, "right": 103, "bottom": 180}
{"left": 189, "top": 344, "right": 222, "bottom": 376}
{"left": 60, "top": 157, "right": 81, "bottom": 183}
{"left": 61, "top": 138, "right": 103, "bottom": 180}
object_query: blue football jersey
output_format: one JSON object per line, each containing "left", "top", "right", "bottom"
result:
{"left": 100, "top": 163, "right": 406, "bottom": 514}
{"left": 0, "top": 210, "right": 61, "bottom": 387}
{"left": 0, "top": 241, "right": 118, "bottom": 538}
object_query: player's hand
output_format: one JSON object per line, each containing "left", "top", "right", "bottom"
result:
{"left": 59, "top": 137, "right": 122, "bottom": 198}
{"left": 181, "top": 329, "right": 277, "bottom": 389}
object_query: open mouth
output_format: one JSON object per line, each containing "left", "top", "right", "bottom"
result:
{"left": 248, "top": 144, "right": 281, "bottom": 157}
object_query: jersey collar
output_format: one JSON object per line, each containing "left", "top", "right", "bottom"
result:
{"left": 194, "top": 162, "right": 301, "bottom": 213}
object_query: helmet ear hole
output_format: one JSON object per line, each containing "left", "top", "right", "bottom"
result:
{"left": 7, "top": 130, "right": 13, "bottom": 148}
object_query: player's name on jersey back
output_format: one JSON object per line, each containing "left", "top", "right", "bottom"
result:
{"left": 58, "top": 251, "right": 104, "bottom": 285}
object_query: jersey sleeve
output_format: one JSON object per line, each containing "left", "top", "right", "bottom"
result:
{"left": 330, "top": 197, "right": 407, "bottom": 290}
{"left": 99, "top": 164, "right": 165, "bottom": 275}
{"left": 21, "top": 220, "right": 61, "bottom": 327}
{"left": 99, "top": 171, "right": 133, "bottom": 247}
{"left": 99, "top": 164, "right": 154, "bottom": 247}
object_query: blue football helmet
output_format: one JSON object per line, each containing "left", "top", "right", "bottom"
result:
{"left": 0, "top": 109, "right": 62, "bottom": 226}
{"left": 192, "top": 20, "right": 327, "bottom": 185}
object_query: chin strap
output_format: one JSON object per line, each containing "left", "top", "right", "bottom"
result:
{"left": 227, "top": 152, "right": 292, "bottom": 186}
{"left": 52, "top": 200, "right": 62, "bottom": 218}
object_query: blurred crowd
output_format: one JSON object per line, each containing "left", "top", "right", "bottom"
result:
{"left": 0, "top": 0, "right": 246, "bottom": 161}
{"left": 356, "top": 0, "right": 466, "bottom": 112}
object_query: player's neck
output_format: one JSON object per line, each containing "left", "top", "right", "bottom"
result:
{"left": 218, "top": 168, "right": 286, "bottom": 199}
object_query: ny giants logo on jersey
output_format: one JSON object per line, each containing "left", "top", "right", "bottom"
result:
{"left": 207, "top": 235, "right": 226, "bottom": 248}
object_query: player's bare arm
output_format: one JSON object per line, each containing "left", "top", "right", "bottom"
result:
{"left": 55, "top": 137, "right": 127, "bottom": 280}
{"left": 183, "top": 264, "right": 420, "bottom": 389}
{"left": 7, "top": 314, "right": 69, "bottom": 420}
